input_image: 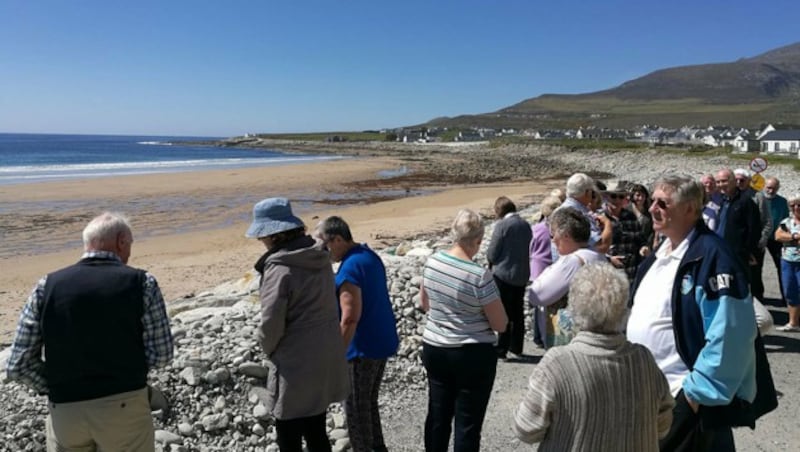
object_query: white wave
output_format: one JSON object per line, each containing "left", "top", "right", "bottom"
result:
{"left": 0, "top": 156, "right": 343, "bottom": 174}
{"left": 137, "top": 141, "right": 173, "bottom": 146}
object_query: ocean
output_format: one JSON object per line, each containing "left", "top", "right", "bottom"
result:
{"left": 0, "top": 133, "right": 340, "bottom": 185}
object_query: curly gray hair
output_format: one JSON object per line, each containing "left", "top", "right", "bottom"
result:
{"left": 568, "top": 262, "right": 630, "bottom": 334}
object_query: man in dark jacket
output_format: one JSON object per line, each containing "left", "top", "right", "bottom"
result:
{"left": 714, "top": 168, "right": 761, "bottom": 275}
{"left": 6, "top": 212, "right": 174, "bottom": 452}
{"left": 627, "top": 175, "right": 756, "bottom": 452}
{"left": 734, "top": 168, "right": 773, "bottom": 301}
{"left": 487, "top": 196, "right": 532, "bottom": 359}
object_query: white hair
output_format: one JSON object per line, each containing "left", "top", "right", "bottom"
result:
{"left": 733, "top": 168, "right": 751, "bottom": 178}
{"left": 569, "top": 262, "right": 630, "bottom": 334}
{"left": 653, "top": 175, "right": 704, "bottom": 219}
{"left": 565, "top": 173, "right": 595, "bottom": 198}
{"left": 451, "top": 209, "right": 484, "bottom": 244}
{"left": 82, "top": 212, "right": 132, "bottom": 251}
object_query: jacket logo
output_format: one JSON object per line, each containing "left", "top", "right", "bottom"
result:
{"left": 708, "top": 273, "right": 733, "bottom": 292}
{"left": 681, "top": 274, "right": 693, "bottom": 295}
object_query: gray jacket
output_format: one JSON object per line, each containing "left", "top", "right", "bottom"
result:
{"left": 256, "top": 235, "right": 349, "bottom": 420}
{"left": 487, "top": 213, "right": 533, "bottom": 287}
{"left": 752, "top": 189, "right": 773, "bottom": 250}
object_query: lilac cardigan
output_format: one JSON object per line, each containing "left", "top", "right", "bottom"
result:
{"left": 529, "top": 221, "right": 552, "bottom": 280}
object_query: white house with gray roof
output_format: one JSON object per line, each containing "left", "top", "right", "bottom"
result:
{"left": 760, "top": 130, "right": 800, "bottom": 156}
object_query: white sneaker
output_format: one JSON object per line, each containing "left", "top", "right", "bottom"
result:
{"left": 776, "top": 324, "right": 800, "bottom": 332}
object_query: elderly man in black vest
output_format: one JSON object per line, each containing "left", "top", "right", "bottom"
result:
{"left": 6, "top": 212, "right": 174, "bottom": 452}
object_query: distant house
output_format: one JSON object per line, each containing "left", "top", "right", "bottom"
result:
{"left": 760, "top": 130, "right": 800, "bottom": 156}
{"left": 757, "top": 124, "right": 776, "bottom": 140}
{"left": 456, "top": 130, "right": 482, "bottom": 142}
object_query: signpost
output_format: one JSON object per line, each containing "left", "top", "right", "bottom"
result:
{"left": 749, "top": 157, "right": 768, "bottom": 174}
{"left": 749, "top": 157, "right": 768, "bottom": 191}
{"left": 751, "top": 173, "right": 765, "bottom": 191}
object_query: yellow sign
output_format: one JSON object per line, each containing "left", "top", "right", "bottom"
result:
{"left": 751, "top": 173, "right": 765, "bottom": 191}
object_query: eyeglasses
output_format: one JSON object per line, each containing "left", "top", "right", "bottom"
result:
{"left": 735, "top": 178, "right": 747, "bottom": 183}
{"left": 653, "top": 198, "right": 669, "bottom": 209}
{"left": 765, "top": 185, "right": 777, "bottom": 190}
{"left": 791, "top": 204, "right": 800, "bottom": 208}
{"left": 607, "top": 193, "right": 625, "bottom": 200}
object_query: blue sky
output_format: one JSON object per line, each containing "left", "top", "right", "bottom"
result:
{"left": 1, "top": 0, "right": 799, "bottom": 137}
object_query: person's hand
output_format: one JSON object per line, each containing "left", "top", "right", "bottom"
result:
{"left": 639, "top": 246, "right": 651, "bottom": 257}
{"left": 608, "top": 255, "right": 625, "bottom": 268}
{"left": 748, "top": 254, "right": 758, "bottom": 265}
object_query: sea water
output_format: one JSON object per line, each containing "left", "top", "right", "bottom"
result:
{"left": 0, "top": 133, "right": 340, "bottom": 185}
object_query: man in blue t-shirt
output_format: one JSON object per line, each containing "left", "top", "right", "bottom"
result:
{"left": 316, "top": 216, "right": 399, "bottom": 452}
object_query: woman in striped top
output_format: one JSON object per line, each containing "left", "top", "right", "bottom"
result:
{"left": 514, "top": 262, "right": 673, "bottom": 451}
{"left": 420, "top": 208, "right": 508, "bottom": 452}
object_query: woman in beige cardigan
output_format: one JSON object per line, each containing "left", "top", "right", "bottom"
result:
{"left": 515, "top": 262, "right": 673, "bottom": 452}
{"left": 246, "top": 197, "right": 349, "bottom": 452}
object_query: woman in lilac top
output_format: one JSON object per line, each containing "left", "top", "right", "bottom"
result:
{"left": 529, "top": 196, "right": 563, "bottom": 347}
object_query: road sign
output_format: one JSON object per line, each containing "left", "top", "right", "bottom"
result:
{"left": 751, "top": 173, "right": 765, "bottom": 191}
{"left": 749, "top": 157, "right": 768, "bottom": 174}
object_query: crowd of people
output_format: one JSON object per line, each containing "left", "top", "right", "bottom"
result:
{"left": 5, "top": 167, "right": 789, "bottom": 451}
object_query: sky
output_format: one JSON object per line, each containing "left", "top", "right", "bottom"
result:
{"left": 1, "top": 0, "right": 799, "bottom": 137}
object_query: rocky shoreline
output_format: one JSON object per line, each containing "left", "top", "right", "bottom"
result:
{"left": 1, "top": 144, "right": 797, "bottom": 451}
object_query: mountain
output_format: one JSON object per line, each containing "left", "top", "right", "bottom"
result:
{"left": 426, "top": 42, "right": 800, "bottom": 130}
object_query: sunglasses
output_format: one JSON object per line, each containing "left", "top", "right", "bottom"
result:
{"left": 791, "top": 204, "right": 800, "bottom": 208}
{"left": 607, "top": 193, "right": 626, "bottom": 200}
{"left": 653, "top": 198, "right": 669, "bottom": 209}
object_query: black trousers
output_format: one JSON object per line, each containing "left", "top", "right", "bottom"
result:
{"left": 422, "top": 342, "right": 497, "bottom": 452}
{"left": 659, "top": 391, "right": 735, "bottom": 452}
{"left": 751, "top": 247, "right": 766, "bottom": 301}
{"left": 493, "top": 276, "right": 526, "bottom": 355}
{"left": 275, "top": 412, "right": 331, "bottom": 452}
{"left": 766, "top": 239, "right": 786, "bottom": 301}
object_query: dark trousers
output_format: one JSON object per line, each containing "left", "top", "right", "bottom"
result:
{"left": 421, "top": 342, "right": 497, "bottom": 452}
{"left": 767, "top": 239, "right": 786, "bottom": 301}
{"left": 531, "top": 307, "right": 545, "bottom": 346}
{"left": 751, "top": 247, "right": 766, "bottom": 301}
{"left": 345, "top": 357, "right": 388, "bottom": 452}
{"left": 659, "top": 391, "right": 735, "bottom": 452}
{"left": 493, "top": 276, "right": 525, "bottom": 355}
{"left": 275, "top": 413, "right": 331, "bottom": 452}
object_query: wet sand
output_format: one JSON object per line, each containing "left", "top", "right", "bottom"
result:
{"left": 0, "top": 156, "right": 555, "bottom": 342}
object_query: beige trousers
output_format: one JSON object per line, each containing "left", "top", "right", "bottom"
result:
{"left": 46, "top": 387, "right": 154, "bottom": 452}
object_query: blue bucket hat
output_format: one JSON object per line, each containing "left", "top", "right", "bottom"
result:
{"left": 245, "top": 197, "right": 305, "bottom": 238}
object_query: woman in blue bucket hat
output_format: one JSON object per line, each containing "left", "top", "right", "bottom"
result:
{"left": 246, "top": 197, "right": 349, "bottom": 452}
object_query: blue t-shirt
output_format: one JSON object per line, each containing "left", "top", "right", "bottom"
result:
{"left": 336, "top": 244, "right": 400, "bottom": 361}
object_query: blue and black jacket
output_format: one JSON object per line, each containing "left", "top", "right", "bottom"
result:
{"left": 630, "top": 221, "right": 757, "bottom": 407}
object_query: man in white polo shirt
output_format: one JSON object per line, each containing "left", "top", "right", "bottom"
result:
{"left": 627, "top": 175, "right": 756, "bottom": 452}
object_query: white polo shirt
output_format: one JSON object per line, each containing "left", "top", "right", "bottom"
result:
{"left": 627, "top": 232, "right": 694, "bottom": 397}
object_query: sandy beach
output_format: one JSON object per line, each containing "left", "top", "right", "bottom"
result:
{"left": 0, "top": 154, "right": 556, "bottom": 343}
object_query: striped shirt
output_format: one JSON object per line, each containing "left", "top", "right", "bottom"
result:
{"left": 422, "top": 251, "right": 500, "bottom": 347}
{"left": 5, "top": 251, "right": 174, "bottom": 394}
